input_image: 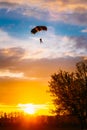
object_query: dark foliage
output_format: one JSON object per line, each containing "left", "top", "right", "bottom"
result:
{"left": 0, "top": 112, "right": 80, "bottom": 130}
{"left": 48, "top": 61, "right": 87, "bottom": 130}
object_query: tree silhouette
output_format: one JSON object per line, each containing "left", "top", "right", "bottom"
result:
{"left": 48, "top": 61, "right": 87, "bottom": 130}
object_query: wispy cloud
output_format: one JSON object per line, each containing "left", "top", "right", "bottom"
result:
{"left": 81, "top": 28, "right": 87, "bottom": 33}
{"left": 0, "top": 47, "right": 84, "bottom": 79}
{"left": 0, "top": 28, "right": 87, "bottom": 60}
{"left": 0, "top": 0, "right": 87, "bottom": 25}
{"left": 0, "top": 70, "right": 24, "bottom": 78}
{"left": 73, "top": 36, "right": 87, "bottom": 51}
{"left": 0, "top": 26, "right": 87, "bottom": 80}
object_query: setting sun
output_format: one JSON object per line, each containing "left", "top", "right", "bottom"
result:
{"left": 17, "top": 103, "right": 51, "bottom": 115}
{"left": 23, "top": 104, "right": 35, "bottom": 114}
{"left": 18, "top": 104, "right": 36, "bottom": 115}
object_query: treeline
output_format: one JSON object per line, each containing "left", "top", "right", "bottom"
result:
{"left": 0, "top": 112, "right": 80, "bottom": 130}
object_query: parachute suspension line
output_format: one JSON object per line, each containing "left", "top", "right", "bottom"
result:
{"left": 40, "top": 38, "right": 43, "bottom": 43}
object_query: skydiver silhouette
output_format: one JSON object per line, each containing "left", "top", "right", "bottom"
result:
{"left": 40, "top": 38, "right": 43, "bottom": 43}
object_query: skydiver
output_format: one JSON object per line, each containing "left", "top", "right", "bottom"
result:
{"left": 40, "top": 38, "right": 43, "bottom": 43}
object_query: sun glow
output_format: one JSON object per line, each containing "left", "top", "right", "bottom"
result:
{"left": 18, "top": 104, "right": 36, "bottom": 115}
{"left": 23, "top": 104, "right": 35, "bottom": 114}
{"left": 17, "top": 103, "right": 52, "bottom": 115}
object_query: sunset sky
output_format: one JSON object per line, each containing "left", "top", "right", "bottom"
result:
{"left": 0, "top": 0, "right": 87, "bottom": 115}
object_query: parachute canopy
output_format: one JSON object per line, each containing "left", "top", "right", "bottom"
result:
{"left": 31, "top": 26, "right": 47, "bottom": 34}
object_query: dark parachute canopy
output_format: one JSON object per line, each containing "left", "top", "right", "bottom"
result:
{"left": 31, "top": 26, "right": 47, "bottom": 34}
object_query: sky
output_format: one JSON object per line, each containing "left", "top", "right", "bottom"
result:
{"left": 0, "top": 0, "right": 87, "bottom": 115}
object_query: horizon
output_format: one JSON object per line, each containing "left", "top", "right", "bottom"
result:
{"left": 0, "top": 103, "right": 54, "bottom": 116}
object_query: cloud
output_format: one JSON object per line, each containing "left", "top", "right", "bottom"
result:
{"left": 81, "top": 28, "right": 87, "bottom": 33}
{"left": 0, "top": 70, "right": 24, "bottom": 78}
{"left": 0, "top": 29, "right": 23, "bottom": 48}
{"left": 0, "top": 46, "right": 84, "bottom": 79}
{"left": 0, "top": 2, "right": 18, "bottom": 9}
{"left": 0, "top": 27, "right": 87, "bottom": 59}
{"left": 0, "top": 28, "right": 86, "bottom": 81}
{"left": 0, "top": 47, "right": 26, "bottom": 70}
{"left": 73, "top": 36, "right": 87, "bottom": 51}
{"left": 0, "top": 0, "right": 87, "bottom": 25}
{"left": 0, "top": 31, "right": 86, "bottom": 79}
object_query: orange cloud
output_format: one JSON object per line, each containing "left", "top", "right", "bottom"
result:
{"left": 0, "top": 0, "right": 87, "bottom": 12}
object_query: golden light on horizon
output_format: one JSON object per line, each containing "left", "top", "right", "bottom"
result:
{"left": 18, "top": 104, "right": 36, "bottom": 115}
{"left": 18, "top": 103, "right": 37, "bottom": 115}
{"left": 17, "top": 103, "right": 52, "bottom": 115}
{"left": 0, "top": 103, "right": 54, "bottom": 116}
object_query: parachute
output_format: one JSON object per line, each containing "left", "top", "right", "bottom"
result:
{"left": 31, "top": 26, "right": 47, "bottom": 34}
{"left": 31, "top": 26, "right": 47, "bottom": 43}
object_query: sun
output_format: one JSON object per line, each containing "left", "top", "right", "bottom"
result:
{"left": 18, "top": 104, "right": 36, "bottom": 115}
{"left": 24, "top": 104, "right": 35, "bottom": 114}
